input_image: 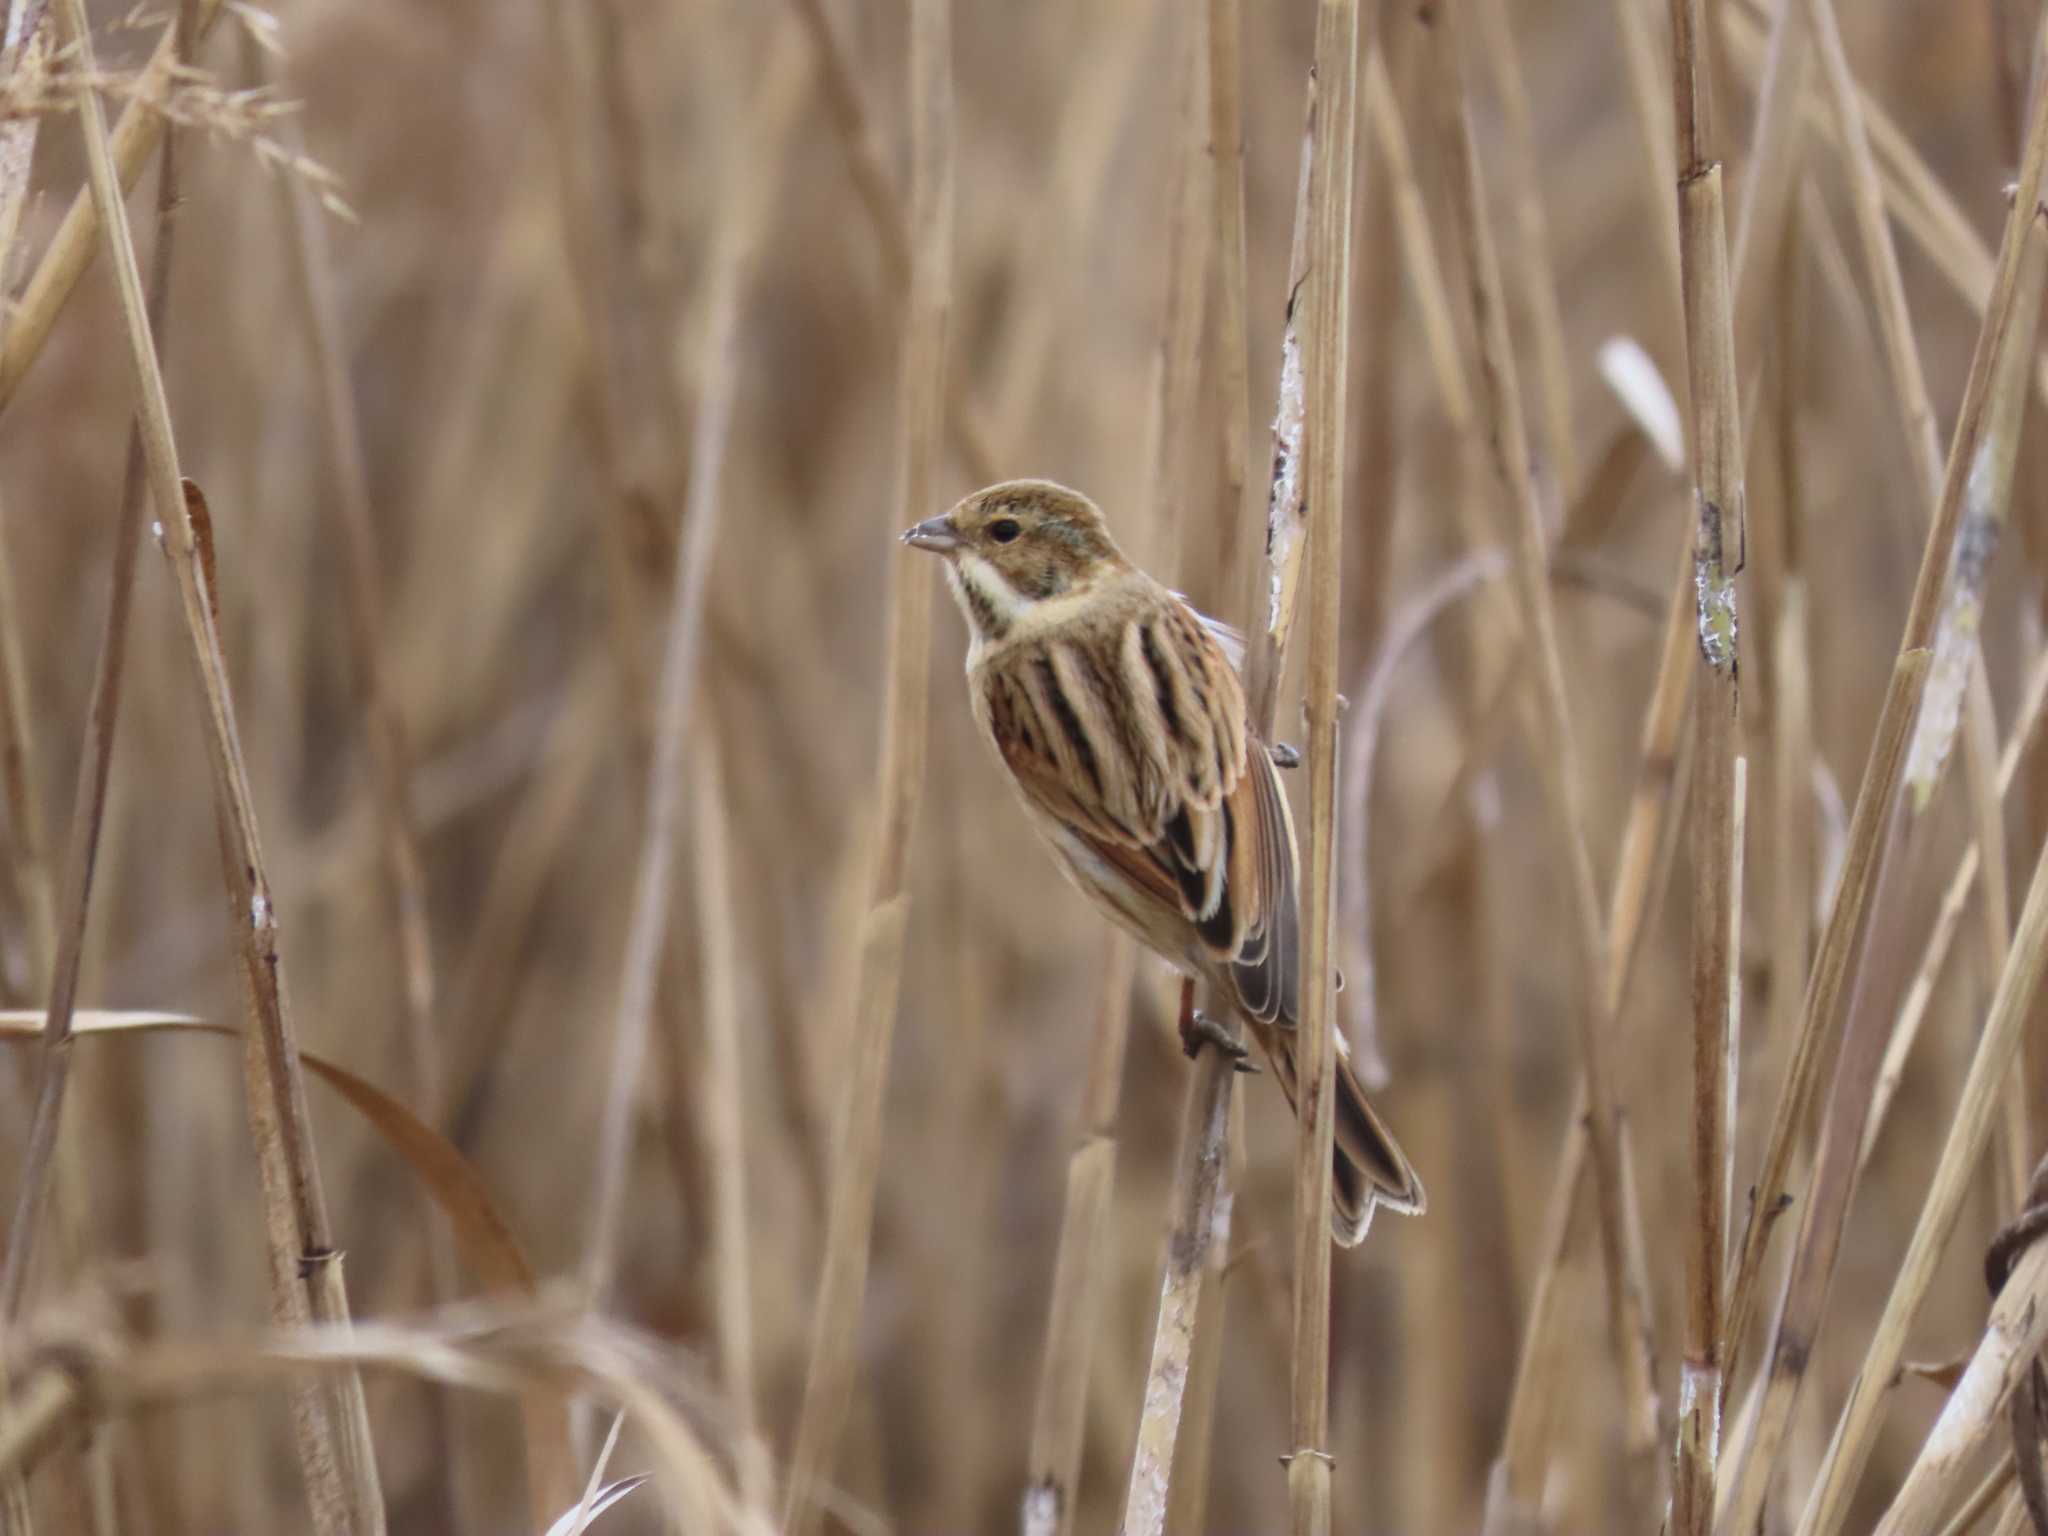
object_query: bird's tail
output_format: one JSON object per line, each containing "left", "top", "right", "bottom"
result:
{"left": 1262, "top": 1028, "right": 1426, "bottom": 1246}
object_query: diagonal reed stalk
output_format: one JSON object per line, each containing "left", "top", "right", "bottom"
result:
{"left": 1285, "top": 2, "right": 1357, "bottom": 1533}
{"left": 42, "top": 0, "right": 385, "bottom": 1528}
{"left": 780, "top": 0, "right": 950, "bottom": 1527}
{"left": 1667, "top": 0, "right": 1746, "bottom": 1525}
{"left": 1789, "top": 32, "right": 2048, "bottom": 1536}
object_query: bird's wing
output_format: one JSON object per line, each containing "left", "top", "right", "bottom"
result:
{"left": 978, "top": 593, "right": 1297, "bottom": 1025}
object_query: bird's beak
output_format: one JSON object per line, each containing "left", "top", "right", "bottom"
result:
{"left": 901, "top": 516, "right": 962, "bottom": 553}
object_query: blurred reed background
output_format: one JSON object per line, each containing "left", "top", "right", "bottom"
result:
{"left": 3, "top": 0, "right": 2048, "bottom": 1532}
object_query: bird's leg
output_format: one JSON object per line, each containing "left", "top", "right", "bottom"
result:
{"left": 1175, "top": 978, "right": 1258, "bottom": 1072}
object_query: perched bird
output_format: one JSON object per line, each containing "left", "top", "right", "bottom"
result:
{"left": 904, "top": 478, "right": 1424, "bottom": 1243}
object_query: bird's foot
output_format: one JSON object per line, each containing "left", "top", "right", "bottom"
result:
{"left": 1179, "top": 1009, "right": 1259, "bottom": 1072}
{"left": 1268, "top": 742, "right": 1301, "bottom": 769}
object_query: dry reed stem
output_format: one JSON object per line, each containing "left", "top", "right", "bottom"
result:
{"left": 1668, "top": 0, "right": 1746, "bottom": 1511}
{"left": 1607, "top": 0, "right": 1685, "bottom": 349}
{"left": 0, "top": 0, "right": 225, "bottom": 416}
{"left": 779, "top": 0, "right": 950, "bottom": 1526}
{"left": 1864, "top": 646, "right": 2048, "bottom": 1177}
{"left": 47, "top": 1, "right": 384, "bottom": 1526}
{"left": 1473, "top": 0, "right": 1575, "bottom": 495}
{"left": 692, "top": 744, "right": 770, "bottom": 1521}
{"left": 1431, "top": 0, "right": 1654, "bottom": 1461}
{"left": 1117, "top": 1046, "right": 1234, "bottom": 1536}
{"left": 1285, "top": 3, "right": 1356, "bottom": 1532}
{"left": 1874, "top": 1236, "right": 2048, "bottom": 1535}
{"left": 581, "top": 13, "right": 802, "bottom": 1305}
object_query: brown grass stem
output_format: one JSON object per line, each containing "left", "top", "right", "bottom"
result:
{"left": 779, "top": 0, "right": 950, "bottom": 1526}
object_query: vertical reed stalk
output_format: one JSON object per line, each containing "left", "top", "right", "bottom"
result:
{"left": 1286, "top": 2, "right": 1357, "bottom": 1533}
{"left": 780, "top": 0, "right": 950, "bottom": 1526}
{"left": 1668, "top": 0, "right": 1746, "bottom": 1526}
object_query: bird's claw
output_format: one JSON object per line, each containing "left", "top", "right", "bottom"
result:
{"left": 1268, "top": 742, "right": 1302, "bottom": 769}
{"left": 1180, "top": 1009, "right": 1258, "bottom": 1071}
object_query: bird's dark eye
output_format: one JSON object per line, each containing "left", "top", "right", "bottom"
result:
{"left": 988, "top": 518, "right": 1022, "bottom": 544}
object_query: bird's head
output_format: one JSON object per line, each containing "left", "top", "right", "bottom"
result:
{"left": 902, "top": 479, "right": 1129, "bottom": 641}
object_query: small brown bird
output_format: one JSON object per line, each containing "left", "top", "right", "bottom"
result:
{"left": 904, "top": 478, "right": 1424, "bottom": 1243}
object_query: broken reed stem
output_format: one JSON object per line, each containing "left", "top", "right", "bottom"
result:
{"left": 1024, "top": 933, "right": 1133, "bottom": 1536}
{"left": 48, "top": 0, "right": 383, "bottom": 1528}
{"left": 1286, "top": 4, "right": 1356, "bottom": 1534}
{"left": 0, "top": 0, "right": 225, "bottom": 416}
{"left": 1117, "top": 1044, "right": 1234, "bottom": 1536}
{"left": 693, "top": 745, "right": 770, "bottom": 1520}
{"left": 1431, "top": 0, "right": 1653, "bottom": 1456}
{"left": 581, "top": 11, "right": 801, "bottom": 1308}
{"left": 779, "top": 0, "right": 949, "bottom": 1527}
{"left": 1793, "top": 39, "right": 2048, "bottom": 1535}
{"left": 1874, "top": 1232, "right": 2048, "bottom": 1536}
{"left": 1668, "top": 0, "right": 1745, "bottom": 1509}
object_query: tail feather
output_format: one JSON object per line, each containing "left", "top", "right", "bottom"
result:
{"left": 1261, "top": 1027, "right": 1426, "bottom": 1246}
